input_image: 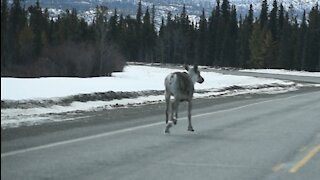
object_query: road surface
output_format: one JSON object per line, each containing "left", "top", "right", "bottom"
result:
{"left": 1, "top": 73, "right": 320, "bottom": 180}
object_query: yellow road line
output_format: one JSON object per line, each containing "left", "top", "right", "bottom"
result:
{"left": 289, "top": 144, "right": 320, "bottom": 173}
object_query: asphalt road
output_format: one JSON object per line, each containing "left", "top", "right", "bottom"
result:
{"left": 1, "top": 73, "right": 320, "bottom": 180}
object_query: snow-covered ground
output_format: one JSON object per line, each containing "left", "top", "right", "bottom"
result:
{"left": 1, "top": 65, "right": 317, "bottom": 129}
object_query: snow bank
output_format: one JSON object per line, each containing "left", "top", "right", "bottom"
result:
{"left": 1, "top": 65, "right": 304, "bottom": 128}
{"left": 1, "top": 65, "right": 297, "bottom": 100}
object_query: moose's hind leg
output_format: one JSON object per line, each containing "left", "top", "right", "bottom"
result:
{"left": 187, "top": 101, "right": 194, "bottom": 132}
{"left": 172, "top": 99, "right": 179, "bottom": 125}
{"left": 164, "top": 121, "right": 173, "bottom": 134}
{"left": 165, "top": 93, "right": 170, "bottom": 124}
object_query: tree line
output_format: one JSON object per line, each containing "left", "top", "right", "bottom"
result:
{"left": 1, "top": 0, "right": 319, "bottom": 77}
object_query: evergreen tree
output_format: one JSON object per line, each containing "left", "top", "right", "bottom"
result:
{"left": 28, "top": 0, "right": 46, "bottom": 57}
{"left": 269, "top": 0, "right": 278, "bottom": 40}
{"left": 248, "top": 4, "right": 254, "bottom": 27}
{"left": 221, "top": 0, "right": 230, "bottom": 22}
{"left": 136, "top": 0, "right": 143, "bottom": 26}
{"left": 54, "top": 9, "right": 80, "bottom": 43}
{"left": 239, "top": 4, "right": 253, "bottom": 67}
{"left": 78, "top": 18, "right": 90, "bottom": 43}
{"left": 260, "top": 0, "right": 268, "bottom": 29}
{"left": 249, "top": 23, "right": 266, "bottom": 68}
{"left": 158, "top": 17, "right": 166, "bottom": 63}
{"left": 160, "top": 11, "right": 175, "bottom": 63}
{"left": 151, "top": 4, "right": 156, "bottom": 27}
{"left": 142, "top": 7, "right": 154, "bottom": 61}
{"left": 303, "top": 4, "right": 320, "bottom": 71}
{"left": 123, "top": 15, "right": 139, "bottom": 61}
{"left": 278, "top": 12, "right": 294, "bottom": 69}
{"left": 219, "top": 0, "right": 238, "bottom": 67}
{"left": 69, "top": 9, "right": 80, "bottom": 41}
{"left": 1, "top": 0, "right": 9, "bottom": 67}
{"left": 228, "top": 5, "right": 238, "bottom": 66}
{"left": 278, "top": 3, "right": 284, "bottom": 32}
{"left": 293, "top": 10, "right": 307, "bottom": 70}
{"left": 197, "top": 8, "right": 207, "bottom": 65}
{"left": 8, "top": 0, "right": 28, "bottom": 64}
{"left": 108, "top": 9, "right": 119, "bottom": 42}
{"left": 264, "top": 30, "right": 277, "bottom": 68}
{"left": 93, "top": 5, "right": 109, "bottom": 76}
{"left": 207, "top": 1, "right": 218, "bottom": 65}
{"left": 136, "top": 0, "right": 143, "bottom": 60}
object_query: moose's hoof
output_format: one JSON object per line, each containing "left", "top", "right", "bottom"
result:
{"left": 173, "top": 119, "right": 177, "bottom": 125}
{"left": 164, "top": 122, "right": 173, "bottom": 134}
{"left": 188, "top": 127, "right": 195, "bottom": 132}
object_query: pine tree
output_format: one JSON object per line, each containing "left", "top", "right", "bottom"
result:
{"left": 28, "top": 0, "right": 45, "bottom": 57}
{"left": 94, "top": 5, "right": 109, "bottom": 76}
{"left": 229, "top": 5, "right": 238, "bottom": 67}
{"left": 170, "top": 5, "right": 192, "bottom": 64}
{"left": 249, "top": 23, "right": 266, "bottom": 68}
{"left": 264, "top": 30, "right": 277, "bottom": 68}
{"left": 123, "top": 15, "right": 139, "bottom": 61}
{"left": 8, "top": 0, "right": 28, "bottom": 64}
{"left": 108, "top": 9, "right": 119, "bottom": 42}
{"left": 197, "top": 8, "right": 207, "bottom": 65}
{"left": 219, "top": 0, "right": 238, "bottom": 67}
{"left": 296, "top": 10, "right": 308, "bottom": 70}
{"left": 1, "top": 0, "right": 9, "bottom": 67}
{"left": 260, "top": 0, "right": 268, "bottom": 29}
{"left": 207, "top": 1, "right": 219, "bottom": 65}
{"left": 136, "top": 0, "right": 143, "bottom": 26}
{"left": 269, "top": 0, "right": 278, "bottom": 40}
{"left": 69, "top": 9, "right": 80, "bottom": 41}
{"left": 151, "top": 4, "right": 156, "bottom": 28}
{"left": 278, "top": 3, "right": 284, "bottom": 32}
{"left": 239, "top": 4, "right": 254, "bottom": 67}
{"left": 78, "top": 18, "right": 90, "bottom": 42}
{"left": 221, "top": 0, "right": 230, "bottom": 22}
{"left": 303, "top": 4, "right": 320, "bottom": 71}
{"left": 180, "top": 4, "right": 189, "bottom": 29}
{"left": 158, "top": 17, "right": 166, "bottom": 63}
{"left": 136, "top": 0, "right": 143, "bottom": 60}
{"left": 248, "top": 4, "right": 254, "bottom": 28}
{"left": 142, "top": 7, "right": 152, "bottom": 61}
{"left": 278, "top": 12, "right": 295, "bottom": 69}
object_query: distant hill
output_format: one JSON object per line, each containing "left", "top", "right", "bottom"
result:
{"left": 16, "top": 0, "right": 320, "bottom": 25}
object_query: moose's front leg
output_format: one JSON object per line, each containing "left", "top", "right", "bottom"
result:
{"left": 187, "top": 101, "right": 194, "bottom": 132}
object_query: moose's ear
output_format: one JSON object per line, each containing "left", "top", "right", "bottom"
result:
{"left": 184, "top": 64, "right": 189, "bottom": 71}
{"left": 193, "top": 64, "right": 198, "bottom": 71}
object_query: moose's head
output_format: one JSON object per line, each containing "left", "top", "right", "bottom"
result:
{"left": 185, "top": 65, "right": 204, "bottom": 84}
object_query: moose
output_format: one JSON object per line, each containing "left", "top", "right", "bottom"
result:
{"left": 164, "top": 65, "right": 204, "bottom": 134}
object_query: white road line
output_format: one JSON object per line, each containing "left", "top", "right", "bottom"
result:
{"left": 1, "top": 122, "right": 163, "bottom": 158}
{"left": 2, "top": 91, "right": 319, "bottom": 158}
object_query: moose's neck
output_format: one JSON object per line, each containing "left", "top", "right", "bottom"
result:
{"left": 190, "top": 75, "right": 198, "bottom": 85}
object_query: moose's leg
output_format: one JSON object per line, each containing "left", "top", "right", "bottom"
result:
{"left": 187, "top": 101, "right": 194, "bottom": 132}
{"left": 170, "top": 101, "right": 175, "bottom": 124}
{"left": 164, "top": 121, "right": 172, "bottom": 134}
{"left": 172, "top": 99, "right": 179, "bottom": 125}
{"left": 165, "top": 93, "right": 170, "bottom": 124}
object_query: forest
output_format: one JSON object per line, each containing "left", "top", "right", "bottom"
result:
{"left": 1, "top": 0, "right": 319, "bottom": 77}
